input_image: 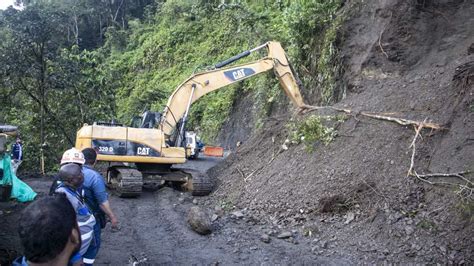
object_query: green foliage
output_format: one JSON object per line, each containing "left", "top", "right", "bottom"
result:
{"left": 188, "top": 87, "right": 237, "bottom": 142}
{"left": 103, "top": 0, "right": 345, "bottom": 141}
{"left": 318, "top": 14, "right": 346, "bottom": 104}
{"left": 417, "top": 219, "right": 438, "bottom": 231}
{"left": 219, "top": 199, "right": 234, "bottom": 212}
{"left": 0, "top": 0, "right": 347, "bottom": 172}
{"left": 288, "top": 115, "right": 342, "bottom": 151}
{"left": 0, "top": 4, "right": 116, "bottom": 172}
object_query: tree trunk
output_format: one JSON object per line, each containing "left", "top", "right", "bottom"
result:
{"left": 73, "top": 11, "right": 79, "bottom": 46}
{"left": 40, "top": 45, "right": 46, "bottom": 175}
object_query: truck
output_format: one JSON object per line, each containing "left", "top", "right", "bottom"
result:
{"left": 75, "top": 41, "right": 308, "bottom": 197}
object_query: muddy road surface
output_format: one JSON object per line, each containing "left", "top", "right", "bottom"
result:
{"left": 0, "top": 155, "right": 349, "bottom": 265}
{"left": 98, "top": 155, "right": 347, "bottom": 265}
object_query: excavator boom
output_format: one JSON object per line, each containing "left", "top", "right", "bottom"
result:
{"left": 160, "top": 41, "right": 307, "bottom": 138}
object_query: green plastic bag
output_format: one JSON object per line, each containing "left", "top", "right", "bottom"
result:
{"left": 0, "top": 154, "right": 36, "bottom": 202}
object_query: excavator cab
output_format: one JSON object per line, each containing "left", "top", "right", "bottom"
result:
{"left": 130, "top": 111, "right": 162, "bottom": 128}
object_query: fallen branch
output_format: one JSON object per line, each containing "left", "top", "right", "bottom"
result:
{"left": 407, "top": 121, "right": 425, "bottom": 177}
{"left": 244, "top": 147, "right": 284, "bottom": 182}
{"left": 237, "top": 168, "right": 245, "bottom": 179}
{"left": 303, "top": 105, "right": 444, "bottom": 130}
{"left": 378, "top": 30, "right": 389, "bottom": 59}
{"left": 244, "top": 169, "right": 258, "bottom": 182}
{"left": 408, "top": 132, "right": 472, "bottom": 199}
{"left": 416, "top": 171, "right": 472, "bottom": 186}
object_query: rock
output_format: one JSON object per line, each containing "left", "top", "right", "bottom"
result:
{"left": 320, "top": 241, "right": 329, "bottom": 249}
{"left": 388, "top": 212, "right": 404, "bottom": 224}
{"left": 178, "top": 197, "right": 185, "bottom": 204}
{"left": 405, "top": 226, "right": 415, "bottom": 236}
{"left": 192, "top": 199, "right": 198, "bottom": 205}
{"left": 260, "top": 234, "right": 271, "bottom": 243}
{"left": 277, "top": 231, "right": 292, "bottom": 239}
{"left": 187, "top": 206, "right": 212, "bottom": 235}
{"left": 439, "top": 245, "right": 447, "bottom": 254}
{"left": 214, "top": 206, "right": 224, "bottom": 216}
{"left": 344, "top": 212, "right": 355, "bottom": 224}
{"left": 231, "top": 210, "right": 244, "bottom": 219}
{"left": 211, "top": 214, "right": 219, "bottom": 222}
{"left": 250, "top": 246, "right": 258, "bottom": 250}
{"left": 383, "top": 249, "right": 390, "bottom": 255}
{"left": 281, "top": 144, "right": 288, "bottom": 150}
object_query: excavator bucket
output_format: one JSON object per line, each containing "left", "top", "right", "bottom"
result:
{"left": 203, "top": 146, "right": 224, "bottom": 157}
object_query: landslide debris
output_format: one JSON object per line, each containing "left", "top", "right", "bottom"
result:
{"left": 208, "top": 0, "right": 474, "bottom": 263}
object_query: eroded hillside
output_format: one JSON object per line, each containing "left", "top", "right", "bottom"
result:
{"left": 209, "top": 0, "right": 473, "bottom": 263}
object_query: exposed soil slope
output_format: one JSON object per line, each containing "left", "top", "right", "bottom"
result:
{"left": 209, "top": 0, "right": 473, "bottom": 263}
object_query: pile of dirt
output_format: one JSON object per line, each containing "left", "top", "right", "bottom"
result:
{"left": 208, "top": 0, "right": 473, "bottom": 263}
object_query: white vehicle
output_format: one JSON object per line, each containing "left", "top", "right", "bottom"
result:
{"left": 185, "top": 131, "right": 200, "bottom": 159}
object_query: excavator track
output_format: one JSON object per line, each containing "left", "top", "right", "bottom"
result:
{"left": 106, "top": 165, "right": 213, "bottom": 197}
{"left": 190, "top": 174, "right": 213, "bottom": 196}
{"left": 177, "top": 169, "right": 213, "bottom": 196}
{"left": 107, "top": 167, "right": 143, "bottom": 197}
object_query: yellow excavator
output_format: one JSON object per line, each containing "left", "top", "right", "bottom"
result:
{"left": 75, "top": 41, "right": 307, "bottom": 197}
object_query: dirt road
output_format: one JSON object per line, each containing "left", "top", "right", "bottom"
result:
{"left": 97, "top": 155, "right": 348, "bottom": 265}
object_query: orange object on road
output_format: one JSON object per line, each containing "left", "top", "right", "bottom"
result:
{"left": 203, "top": 146, "right": 224, "bottom": 157}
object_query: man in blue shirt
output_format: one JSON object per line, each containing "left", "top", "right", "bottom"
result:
{"left": 81, "top": 148, "right": 119, "bottom": 265}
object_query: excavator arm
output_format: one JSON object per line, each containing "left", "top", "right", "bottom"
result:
{"left": 160, "top": 41, "right": 307, "bottom": 140}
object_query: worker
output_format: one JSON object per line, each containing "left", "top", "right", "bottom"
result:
{"left": 55, "top": 162, "right": 96, "bottom": 265}
{"left": 81, "top": 148, "right": 119, "bottom": 265}
{"left": 13, "top": 194, "right": 82, "bottom": 266}
{"left": 49, "top": 148, "right": 86, "bottom": 195}
{"left": 11, "top": 137, "right": 23, "bottom": 175}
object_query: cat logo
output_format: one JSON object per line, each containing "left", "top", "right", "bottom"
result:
{"left": 224, "top": 67, "right": 255, "bottom": 81}
{"left": 232, "top": 69, "right": 246, "bottom": 80}
{"left": 137, "top": 147, "right": 150, "bottom": 155}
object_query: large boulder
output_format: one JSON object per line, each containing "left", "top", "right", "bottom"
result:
{"left": 187, "top": 206, "right": 212, "bottom": 235}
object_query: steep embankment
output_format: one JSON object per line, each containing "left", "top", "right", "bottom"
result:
{"left": 210, "top": 0, "right": 473, "bottom": 263}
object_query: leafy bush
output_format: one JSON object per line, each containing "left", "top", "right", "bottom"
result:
{"left": 288, "top": 115, "right": 340, "bottom": 151}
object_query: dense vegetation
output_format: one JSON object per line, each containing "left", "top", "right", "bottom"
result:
{"left": 0, "top": 0, "right": 344, "bottom": 173}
